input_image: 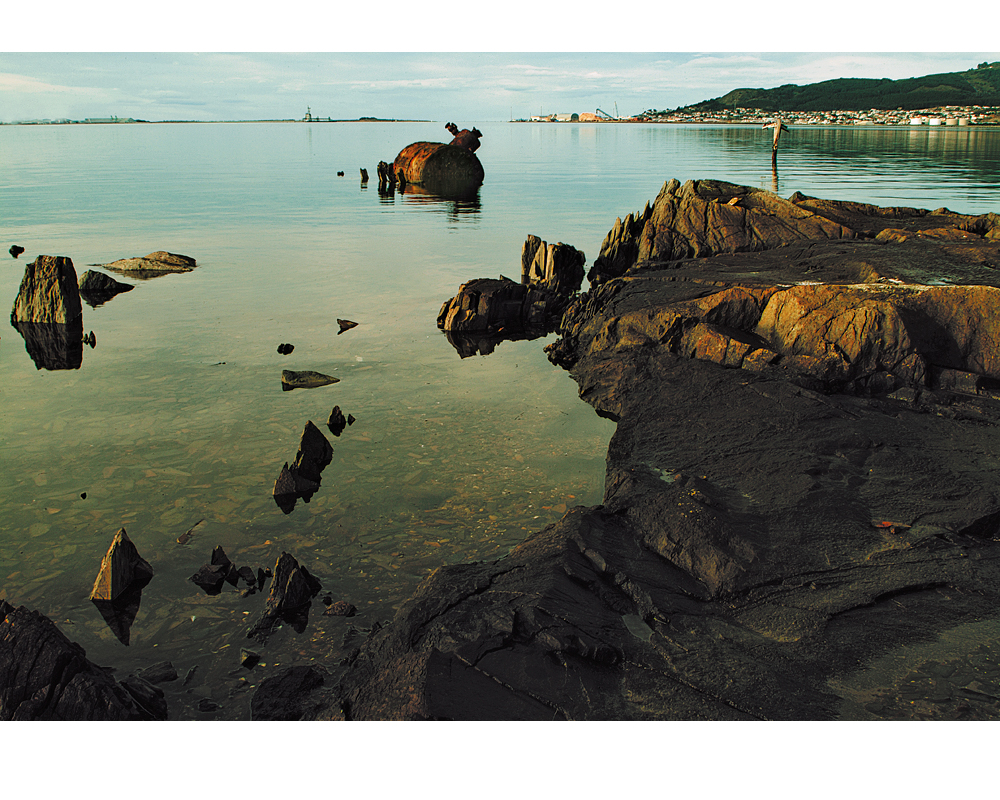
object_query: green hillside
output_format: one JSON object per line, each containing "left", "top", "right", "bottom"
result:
{"left": 676, "top": 61, "right": 1000, "bottom": 113}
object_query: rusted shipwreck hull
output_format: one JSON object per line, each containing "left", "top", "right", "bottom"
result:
{"left": 392, "top": 141, "right": 484, "bottom": 194}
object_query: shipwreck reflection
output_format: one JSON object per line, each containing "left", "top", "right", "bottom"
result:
{"left": 379, "top": 183, "right": 482, "bottom": 218}
{"left": 12, "top": 318, "right": 92, "bottom": 370}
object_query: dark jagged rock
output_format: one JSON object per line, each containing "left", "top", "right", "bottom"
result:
{"left": 273, "top": 421, "right": 334, "bottom": 513}
{"left": 360, "top": 168, "right": 369, "bottom": 183}
{"left": 337, "top": 319, "right": 358, "bottom": 334}
{"left": 277, "top": 343, "right": 294, "bottom": 355}
{"left": 313, "top": 184, "right": 1000, "bottom": 721}
{"left": 247, "top": 552, "right": 323, "bottom": 643}
{"left": 292, "top": 420, "right": 333, "bottom": 482}
{"left": 9, "top": 245, "right": 24, "bottom": 258}
{"left": 78, "top": 269, "right": 134, "bottom": 307}
{"left": 135, "top": 661, "right": 178, "bottom": 684}
{"left": 437, "top": 236, "right": 585, "bottom": 358}
{"left": 10, "top": 255, "right": 82, "bottom": 325}
{"left": 189, "top": 563, "right": 227, "bottom": 594}
{"left": 0, "top": 601, "right": 148, "bottom": 720}
{"left": 520, "top": 235, "right": 586, "bottom": 298}
{"left": 120, "top": 673, "right": 168, "bottom": 720}
{"left": 251, "top": 665, "right": 333, "bottom": 720}
{"left": 240, "top": 648, "right": 260, "bottom": 669}
{"left": 327, "top": 406, "right": 347, "bottom": 436}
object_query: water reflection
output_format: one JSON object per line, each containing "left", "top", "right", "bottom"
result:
{"left": 378, "top": 182, "right": 482, "bottom": 218}
{"left": 442, "top": 327, "right": 548, "bottom": 359}
{"left": 92, "top": 581, "right": 148, "bottom": 646}
{"left": 12, "top": 318, "right": 89, "bottom": 370}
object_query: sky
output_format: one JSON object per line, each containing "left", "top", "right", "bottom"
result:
{"left": 3, "top": 3, "right": 998, "bottom": 124}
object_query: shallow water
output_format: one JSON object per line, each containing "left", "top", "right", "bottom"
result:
{"left": 2, "top": 121, "right": 1000, "bottom": 719}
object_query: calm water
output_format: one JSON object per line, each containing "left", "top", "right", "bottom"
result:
{"left": 2, "top": 122, "right": 999, "bottom": 720}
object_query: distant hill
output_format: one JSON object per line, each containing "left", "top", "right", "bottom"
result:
{"left": 675, "top": 61, "right": 1000, "bottom": 113}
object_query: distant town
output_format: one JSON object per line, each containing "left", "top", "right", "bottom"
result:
{"left": 521, "top": 106, "right": 1000, "bottom": 126}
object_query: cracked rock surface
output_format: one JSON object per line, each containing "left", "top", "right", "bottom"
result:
{"left": 296, "top": 183, "right": 1000, "bottom": 720}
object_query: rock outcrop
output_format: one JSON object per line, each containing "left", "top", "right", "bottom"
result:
{"left": 78, "top": 269, "right": 134, "bottom": 307}
{"left": 305, "top": 183, "right": 1000, "bottom": 721}
{"left": 437, "top": 236, "right": 585, "bottom": 357}
{"left": 247, "top": 552, "right": 322, "bottom": 643}
{"left": 0, "top": 601, "right": 155, "bottom": 720}
{"left": 97, "top": 251, "right": 196, "bottom": 277}
{"left": 10, "top": 255, "right": 82, "bottom": 325}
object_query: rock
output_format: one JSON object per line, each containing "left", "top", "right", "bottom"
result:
{"left": 290, "top": 421, "right": 333, "bottom": 484}
{"left": 337, "top": 319, "right": 358, "bottom": 334}
{"left": 120, "top": 673, "right": 168, "bottom": 720}
{"left": 337, "top": 171, "right": 345, "bottom": 177}
{"left": 189, "top": 563, "right": 227, "bottom": 594}
{"left": 277, "top": 343, "right": 294, "bottom": 355}
{"left": 360, "top": 168, "right": 369, "bottom": 182}
{"left": 0, "top": 601, "right": 148, "bottom": 720}
{"left": 588, "top": 178, "right": 856, "bottom": 285}
{"left": 97, "top": 251, "right": 197, "bottom": 277}
{"left": 327, "top": 406, "right": 347, "bottom": 436}
{"left": 250, "top": 665, "right": 331, "bottom": 720}
{"left": 521, "top": 235, "right": 586, "bottom": 298}
{"left": 135, "top": 661, "right": 178, "bottom": 684}
{"left": 240, "top": 648, "right": 260, "bottom": 669}
{"left": 197, "top": 698, "right": 219, "bottom": 713}
{"left": 9, "top": 245, "right": 24, "bottom": 258}
{"left": 247, "top": 552, "right": 322, "bottom": 642}
{"left": 437, "top": 236, "right": 585, "bottom": 356}
{"left": 78, "top": 269, "right": 134, "bottom": 307}
{"left": 314, "top": 184, "right": 1000, "bottom": 721}
{"left": 324, "top": 601, "right": 357, "bottom": 617}
{"left": 10, "top": 255, "right": 82, "bottom": 325}
{"left": 89, "top": 528, "right": 154, "bottom": 602}
{"left": 280, "top": 369, "right": 340, "bottom": 390}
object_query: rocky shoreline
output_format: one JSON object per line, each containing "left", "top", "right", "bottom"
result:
{"left": 5, "top": 179, "right": 1000, "bottom": 720}
{"left": 296, "top": 180, "right": 1000, "bottom": 719}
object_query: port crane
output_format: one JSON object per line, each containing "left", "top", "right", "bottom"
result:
{"left": 595, "top": 103, "right": 619, "bottom": 120}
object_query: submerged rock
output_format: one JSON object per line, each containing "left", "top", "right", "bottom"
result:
{"left": 97, "top": 251, "right": 197, "bottom": 278}
{"left": 281, "top": 370, "right": 340, "bottom": 390}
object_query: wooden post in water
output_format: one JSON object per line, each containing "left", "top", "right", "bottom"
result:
{"left": 763, "top": 119, "right": 789, "bottom": 167}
